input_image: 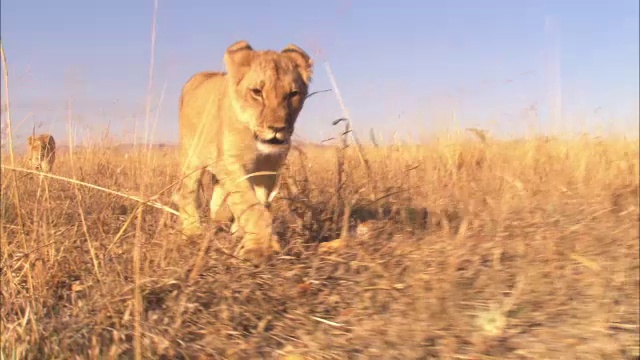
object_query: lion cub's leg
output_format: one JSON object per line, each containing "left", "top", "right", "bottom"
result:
{"left": 224, "top": 183, "right": 271, "bottom": 240}
{"left": 252, "top": 174, "right": 279, "bottom": 209}
{"left": 176, "top": 166, "right": 205, "bottom": 237}
{"left": 41, "top": 162, "right": 51, "bottom": 173}
{"left": 209, "top": 180, "right": 234, "bottom": 225}
{"left": 41, "top": 155, "right": 53, "bottom": 173}
{"left": 246, "top": 174, "right": 282, "bottom": 252}
{"left": 47, "top": 152, "right": 55, "bottom": 173}
{"left": 214, "top": 174, "right": 280, "bottom": 239}
{"left": 216, "top": 164, "right": 281, "bottom": 265}
{"left": 225, "top": 173, "right": 280, "bottom": 239}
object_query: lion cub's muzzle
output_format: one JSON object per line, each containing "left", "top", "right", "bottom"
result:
{"left": 254, "top": 125, "right": 291, "bottom": 146}
{"left": 31, "top": 156, "right": 42, "bottom": 170}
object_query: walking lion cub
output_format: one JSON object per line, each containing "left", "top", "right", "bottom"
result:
{"left": 173, "top": 40, "right": 313, "bottom": 265}
{"left": 28, "top": 133, "right": 56, "bottom": 173}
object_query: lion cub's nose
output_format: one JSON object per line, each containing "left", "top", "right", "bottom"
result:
{"left": 266, "top": 125, "right": 287, "bottom": 139}
{"left": 268, "top": 125, "right": 286, "bottom": 134}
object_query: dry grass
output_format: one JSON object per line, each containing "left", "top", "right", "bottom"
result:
{"left": 1, "top": 133, "right": 639, "bottom": 359}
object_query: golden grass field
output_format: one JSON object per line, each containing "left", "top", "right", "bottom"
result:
{"left": 1, "top": 132, "right": 639, "bottom": 359}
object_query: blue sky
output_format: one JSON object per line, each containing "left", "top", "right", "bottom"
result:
{"left": 1, "top": 0, "right": 638, "bottom": 145}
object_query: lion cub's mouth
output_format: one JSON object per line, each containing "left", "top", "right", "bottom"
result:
{"left": 254, "top": 133, "right": 289, "bottom": 146}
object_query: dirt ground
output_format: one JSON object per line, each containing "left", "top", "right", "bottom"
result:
{"left": 2, "top": 135, "right": 639, "bottom": 359}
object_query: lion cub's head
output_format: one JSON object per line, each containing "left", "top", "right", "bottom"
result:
{"left": 224, "top": 40, "right": 313, "bottom": 153}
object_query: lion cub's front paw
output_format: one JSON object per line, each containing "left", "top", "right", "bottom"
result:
{"left": 180, "top": 220, "right": 203, "bottom": 238}
{"left": 235, "top": 234, "right": 282, "bottom": 266}
{"left": 230, "top": 221, "right": 243, "bottom": 239}
{"left": 269, "top": 234, "right": 282, "bottom": 253}
{"left": 170, "top": 192, "right": 180, "bottom": 207}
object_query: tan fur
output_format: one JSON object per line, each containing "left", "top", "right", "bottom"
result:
{"left": 28, "top": 134, "right": 56, "bottom": 173}
{"left": 173, "top": 40, "right": 313, "bottom": 265}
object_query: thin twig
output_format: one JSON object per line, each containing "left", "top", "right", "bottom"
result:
{"left": 136, "top": 1, "right": 159, "bottom": 357}
{"left": 1, "top": 40, "right": 35, "bottom": 316}
{"left": 1, "top": 165, "right": 179, "bottom": 216}
{"left": 143, "top": 0, "right": 159, "bottom": 153}
{"left": 310, "top": 316, "right": 344, "bottom": 328}
{"left": 305, "top": 88, "right": 332, "bottom": 99}
{"left": 324, "top": 62, "right": 376, "bottom": 202}
{"left": 104, "top": 177, "right": 187, "bottom": 257}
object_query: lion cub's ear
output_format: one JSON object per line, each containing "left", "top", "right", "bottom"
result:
{"left": 224, "top": 40, "right": 254, "bottom": 78}
{"left": 281, "top": 44, "right": 313, "bottom": 84}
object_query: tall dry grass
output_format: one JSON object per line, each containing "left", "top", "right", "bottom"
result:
{"left": 1, "top": 131, "right": 638, "bottom": 359}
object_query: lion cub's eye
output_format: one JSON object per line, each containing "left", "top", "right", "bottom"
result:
{"left": 288, "top": 90, "right": 300, "bottom": 99}
{"left": 250, "top": 88, "right": 263, "bottom": 98}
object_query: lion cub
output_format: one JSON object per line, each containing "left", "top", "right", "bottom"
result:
{"left": 173, "top": 40, "right": 313, "bottom": 265}
{"left": 28, "top": 133, "right": 56, "bottom": 173}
